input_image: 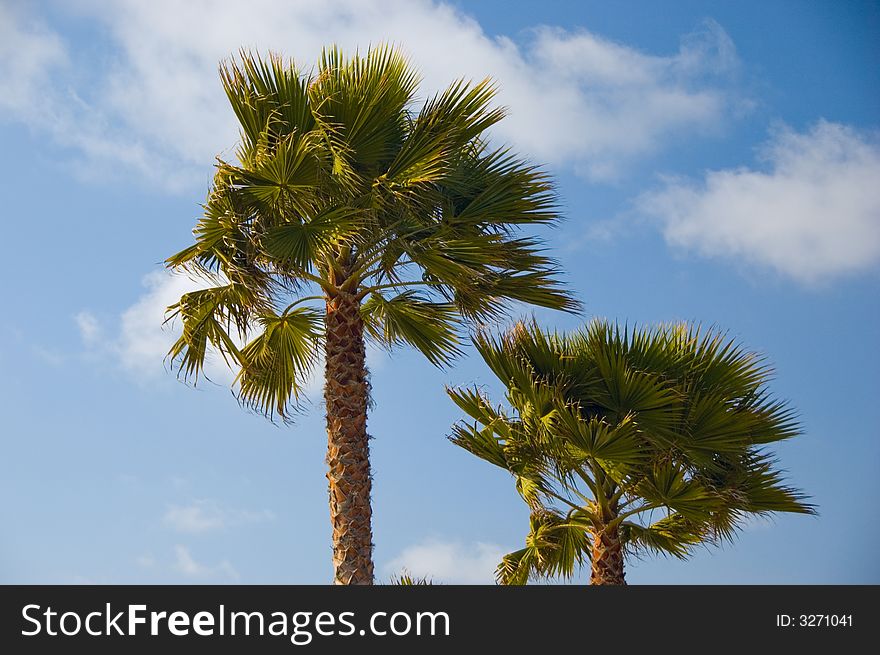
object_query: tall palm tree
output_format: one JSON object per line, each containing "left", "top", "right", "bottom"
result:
{"left": 449, "top": 320, "right": 814, "bottom": 585}
{"left": 164, "top": 48, "right": 576, "bottom": 585}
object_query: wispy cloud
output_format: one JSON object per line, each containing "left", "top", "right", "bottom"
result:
{"left": 509, "top": 19, "right": 740, "bottom": 181}
{"left": 2, "top": 1, "right": 741, "bottom": 189}
{"left": 384, "top": 539, "right": 507, "bottom": 584}
{"left": 74, "top": 311, "right": 101, "bottom": 345}
{"left": 75, "top": 270, "right": 248, "bottom": 385}
{"left": 163, "top": 499, "right": 275, "bottom": 534}
{"left": 173, "top": 545, "right": 239, "bottom": 580}
{"left": 0, "top": 3, "right": 67, "bottom": 120}
{"left": 116, "top": 271, "right": 224, "bottom": 380}
{"left": 0, "top": 3, "right": 160, "bottom": 185}
{"left": 638, "top": 120, "right": 880, "bottom": 284}
{"left": 76, "top": 268, "right": 386, "bottom": 397}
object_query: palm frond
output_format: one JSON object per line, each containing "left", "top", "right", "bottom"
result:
{"left": 235, "top": 308, "right": 323, "bottom": 420}
{"left": 496, "top": 547, "right": 535, "bottom": 586}
{"left": 620, "top": 514, "right": 706, "bottom": 559}
{"left": 635, "top": 462, "right": 720, "bottom": 522}
{"left": 165, "top": 282, "right": 258, "bottom": 381}
{"left": 554, "top": 410, "right": 648, "bottom": 469}
{"left": 447, "top": 147, "right": 557, "bottom": 229}
{"left": 311, "top": 44, "right": 419, "bottom": 171}
{"left": 448, "top": 421, "right": 508, "bottom": 470}
{"left": 219, "top": 131, "right": 326, "bottom": 220}
{"left": 361, "top": 291, "right": 462, "bottom": 366}
{"left": 497, "top": 510, "right": 590, "bottom": 585}
{"left": 262, "top": 205, "right": 361, "bottom": 272}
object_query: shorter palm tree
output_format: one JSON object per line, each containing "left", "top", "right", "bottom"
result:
{"left": 448, "top": 319, "right": 815, "bottom": 585}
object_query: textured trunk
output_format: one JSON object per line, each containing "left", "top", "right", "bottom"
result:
{"left": 324, "top": 291, "right": 374, "bottom": 585}
{"left": 590, "top": 525, "right": 626, "bottom": 585}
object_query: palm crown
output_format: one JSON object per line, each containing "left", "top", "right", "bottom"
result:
{"left": 164, "top": 47, "right": 576, "bottom": 584}
{"left": 167, "top": 47, "right": 575, "bottom": 414}
{"left": 449, "top": 320, "right": 814, "bottom": 584}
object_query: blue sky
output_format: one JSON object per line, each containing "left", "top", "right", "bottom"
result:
{"left": 1, "top": 0, "right": 878, "bottom": 584}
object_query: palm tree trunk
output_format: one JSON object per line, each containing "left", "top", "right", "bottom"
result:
{"left": 590, "top": 526, "right": 626, "bottom": 585}
{"left": 324, "top": 291, "right": 374, "bottom": 585}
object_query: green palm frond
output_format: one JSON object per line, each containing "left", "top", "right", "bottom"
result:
{"left": 620, "top": 514, "right": 706, "bottom": 559}
{"left": 221, "top": 51, "right": 315, "bottom": 149}
{"left": 420, "top": 78, "right": 506, "bottom": 149}
{"left": 166, "top": 177, "right": 251, "bottom": 275}
{"left": 235, "top": 308, "right": 322, "bottom": 420}
{"left": 219, "top": 131, "right": 326, "bottom": 219}
{"left": 165, "top": 282, "right": 258, "bottom": 381}
{"left": 634, "top": 462, "right": 720, "bottom": 522}
{"left": 310, "top": 45, "right": 419, "bottom": 171}
{"left": 262, "top": 206, "right": 362, "bottom": 272}
{"left": 470, "top": 328, "right": 539, "bottom": 394}
{"left": 498, "top": 510, "right": 591, "bottom": 585}
{"left": 446, "top": 386, "right": 510, "bottom": 432}
{"left": 496, "top": 547, "right": 535, "bottom": 586}
{"left": 361, "top": 291, "right": 462, "bottom": 366}
{"left": 681, "top": 392, "right": 765, "bottom": 460}
{"left": 554, "top": 410, "right": 647, "bottom": 468}
{"left": 448, "top": 147, "right": 557, "bottom": 228}
{"left": 449, "top": 421, "right": 509, "bottom": 470}
{"left": 682, "top": 325, "right": 770, "bottom": 399}
{"left": 220, "top": 54, "right": 287, "bottom": 156}
{"left": 476, "top": 268, "right": 578, "bottom": 316}
{"left": 713, "top": 451, "right": 815, "bottom": 515}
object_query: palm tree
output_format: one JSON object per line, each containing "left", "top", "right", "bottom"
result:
{"left": 164, "top": 48, "right": 576, "bottom": 585}
{"left": 448, "top": 320, "right": 814, "bottom": 585}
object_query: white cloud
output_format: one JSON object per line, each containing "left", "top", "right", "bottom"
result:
{"left": 0, "top": 3, "right": 160, "bottom": 185}
{"left": 116, "top": 270, "right": 225, "bottom": 379}
{"left": 163, "top": 499, "right": 275, "bottom": 534}
{"left": 77, "top": 268, "right": 389, "bottom": 397}
{"left": 74, "top": 311, "right": 101, "bottom": 345}
{"left": 173, "top": 545, "right": 203, "bottom": 576}
{"left": 384, "top": 539, "right": 507, "bottom": 584}
{"left": 3, "top": 1, "right": 739, "bottom": 187}
{"left": 0, "top": 4, "right": 67, "bottom": 120}
{"left": 639, "top": 120, "right": 880, "bottom": 284}
{"left": 502, "top": 20, "right": 738, "bottom": 180}
{"left": 164, "top": 501, "right": 225, "bottom": 534}
{"left": 74, "top": 270, "right": 243, "bottom": 384}
{"left": 173, "top": 545, "right": 239, "bottom": 580}
{"left": 115, "top": 269, "right": 327, "bottom": 390}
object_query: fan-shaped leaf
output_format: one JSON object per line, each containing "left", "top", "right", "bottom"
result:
{"left": 235, "top": 308, "right": 322, "bottom": 420}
